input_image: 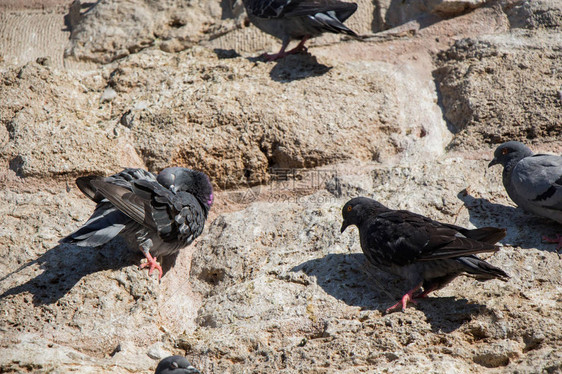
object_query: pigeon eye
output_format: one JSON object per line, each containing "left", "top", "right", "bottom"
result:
{"left": 501, "top": 148, "right": 510, "bottom": 155}
{"left": 347, "top": 206, "right": 353, "bottom": 212}
{"left": 171, "top": 362, "right": 179, "bottom": 369}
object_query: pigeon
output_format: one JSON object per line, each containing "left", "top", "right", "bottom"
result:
{"left": 242, "top": 0, "right": 358, "bottom": 61}
{"left": 155, "top": 356, "right": 201, "bottom": 374}
{"left": 341, "top": 197, "right": 509, "bottom": 313}
{"left": 61, "top": 167, "right": 213, "bottom": 280}
{"left": 489, "top": 140, "right": 562, "bottom": 250}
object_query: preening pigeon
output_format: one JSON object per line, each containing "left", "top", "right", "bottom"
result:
{"left": 61, "top": 167, "right": 213, "bottom": 280}
{"left": 489, "top": 141, "right": 562, "bottom": 250}
{"left": 341, "top": 197, "right": 509, "bottom": 313}
{"left": 155, "top": 356, "right": 201, "bottom": 374}
{"left": 242, "top": 0, "right": 358, "bottom": 61}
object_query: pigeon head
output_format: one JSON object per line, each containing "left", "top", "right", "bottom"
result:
{"left": 158, "top": 167, "right": 214, "bottom": 210}
{"left": 154, "top": 355, "right": 200, "bottom": 374}
{"left": 488, "top": 141, "right": 533, "bottom": 168}
{"left": 341, "top": 197, "right": 389, "bottom": 233}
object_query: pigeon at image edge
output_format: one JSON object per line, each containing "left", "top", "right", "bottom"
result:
{"left": 242, "top": 0, "right": 358, "bottom": 60}
{"left": 155, "top": 356, "right": 201, "bottom": 374}
{"left": 489, "top": 140, "right": 562, "bottom": 250}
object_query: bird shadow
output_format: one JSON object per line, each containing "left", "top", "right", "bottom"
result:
{"left": 0, "top": 238, "right": 176, "bottom": 306}
{"left": 256, "top": 53, "right": 331, "bottom": 83}
{"left": 457, "top": 189, "right": 562, "bottom": 252}
{"left": 213, "top": 48, "right": 241, "bottom": 59}
{"left": 292, "top": 253, "right": 487, "bottom": 333}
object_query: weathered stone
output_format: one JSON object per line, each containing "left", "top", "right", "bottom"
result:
{"left": 435, "top": 30, "right": 562, "bottom": 149}
{"left": 1, "top": 0, "right": 562, "bottom": 373}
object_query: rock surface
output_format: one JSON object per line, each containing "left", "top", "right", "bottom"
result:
{"left": 1, "top": 0, "right": 562, "bottom": 373}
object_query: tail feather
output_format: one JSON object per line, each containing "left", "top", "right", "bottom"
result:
{"left": 310, "top": 10, "right": 358, "bottom": 36}
{"left": 333, "top": 3, "right": 358, "bottom": 23}
{"left": 60, "top": 205, "right": 129, "bottom": 247}
{"left": 461, "top": 227, "right": 507, "bottom": 244}
{"left": 76, "top": 175, "right": 105, "bottom": 203}
{"left": 458, "top": 255, "right": 509, "bottom": 281}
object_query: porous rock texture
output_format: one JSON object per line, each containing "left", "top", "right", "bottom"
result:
{"left": 1, "top": 0, "right": 562, "bottom": 373}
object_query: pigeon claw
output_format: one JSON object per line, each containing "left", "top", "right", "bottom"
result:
{"left": 542, "top": 234, "right": 562, "bottom": 252}
{"left": 261, "top": 37, "right": 310, "bottom": 61}
{"left": 385, "top": 283, "right": 423, "bottom": 314}
{"left": 140, "top": 252, "right": 163, "bottom": 280}
{"left": 385, "top": 291, "right": 418, "bottom": 314}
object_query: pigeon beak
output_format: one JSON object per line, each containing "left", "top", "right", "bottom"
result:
{"left": 340, "top": 220, "right": 349, "bottom": 233}
{"left": 488, "top": 158, "right": 498, "bottom": 167}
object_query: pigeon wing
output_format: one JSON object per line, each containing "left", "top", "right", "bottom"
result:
{"left": 75, "top": 168, "right": 157, "bottom": 203}
{"left": 91, "top": 178, "right": 205, "bottom": 245}
{"left": 366, "top": 210, "right": 499, "bottom": 266}
{"left": 512, "top": 154, "right": 562, "bottom": 209}
{"left": 250, "top": 0, "right": 356, "bottom": 20}
{"left": 440, "top": 223, "right": 506, "bottom": 244}
{"left": 90, "top": 179, "right": 152, "bottom": 229}
{"left": 165, "top": 192, "right": 206, "bottom": 245}
{"left": 135, "top": 181, "right": 206, "bottom": 244}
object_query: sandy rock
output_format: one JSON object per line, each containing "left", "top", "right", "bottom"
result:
{"left": 430, "top": 0, "right": 489, "bottom": 16}
{"left": 435, "top": 29, "right": 562, "bottom": 149}
{"left": 0, "top": 62, "right": 144, "bottom": 177}
{"left": 506, "top": 0, "right": 562, "bottom": 30}
{"left": 65, "top": 0, "right": 216, "bottom": 64}
{"left": 2, "top": 44, "right": 449, "bottom": 187}
{"left": 108, "top": 46, "right": 448, "bottom": 188}
{"left": 380, "top": 0, "right": 492, "bottom": 30}
{"left": 2, "top": 0, "right": 562, "bottom": 373}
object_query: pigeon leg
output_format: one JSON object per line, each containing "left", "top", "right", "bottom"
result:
{"left": 414, "top": 285, "right": 437, "bottom": 299}
{"left": 262, "top": 36, "right": 309, "bottom": 61}
{"left": 385, "top": 282, "right": 423, "bottom": 313}
{"left": 262, "top": 39, "right": 290, "bottom": 61}
{"left": 285, "top": 36, "right": 309, "bottom": 55}
{"left": 139, "top": 250, "right": 163, "bottom": 280}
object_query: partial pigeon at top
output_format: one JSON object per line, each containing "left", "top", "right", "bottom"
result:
{"left": 489, "top": 141, "right": 562, "bottom": 249}
{"left": 61, "top": 167, "right": 213, "bottom": 279}
{"left": 155, "top": 356, "right": 201, "bottom": 374}
{"left": 242, "top": 0, "right": 358, "bottom": 60}
{"left": 341, "top": 197, "right": 509, "bottom": 313}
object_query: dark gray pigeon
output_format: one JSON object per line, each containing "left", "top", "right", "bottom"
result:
{"left": 155, "top": 356, "right": 200, "bottom": 374}
{"left": 341, "top": 197, "right": 509, "bottom": 313}
{"left": 61, "top": 167, "right": 213, "bottom": 280}
{"left": 489, "top": 141, "right": 562, "bottom": 249}
{"left": 242, "top": 0, "right": 358, "bottom": 61}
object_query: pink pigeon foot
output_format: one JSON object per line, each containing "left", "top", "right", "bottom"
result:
{"left": 262, "top": 51, "right": 291, "bottom": 61}
{"left": 262, "top": 37, "right": 309, "bottom": 61}
{"left": 542, "top": 234, "right": 562, "bottom": 252}
{"left": 385, "top": 283, "right": 422, "bottom": 313}
{"left": 139, "top": 251, "right": 163, "bottom": 280}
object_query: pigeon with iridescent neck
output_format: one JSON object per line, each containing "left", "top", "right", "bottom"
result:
{"left": 61, "top": 167, "right": 213, "bottom": 280}
{"left": 489, "top": 141, "right": 562, "bottom": 250}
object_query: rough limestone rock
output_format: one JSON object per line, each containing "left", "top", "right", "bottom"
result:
{"left": 435, "top": 1, "right": 562, "bottom": 149}
{"left": 0, "top": 62, "right": 144, "bottom": 177}
{"left": 65, "top": 0, "right": 220, "bottom": 63}
{"left": 1, "top": 45, "right": 449, "bottom": 188}
{"left": 2, "top": 0, "right": 562, "bottom": 372}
